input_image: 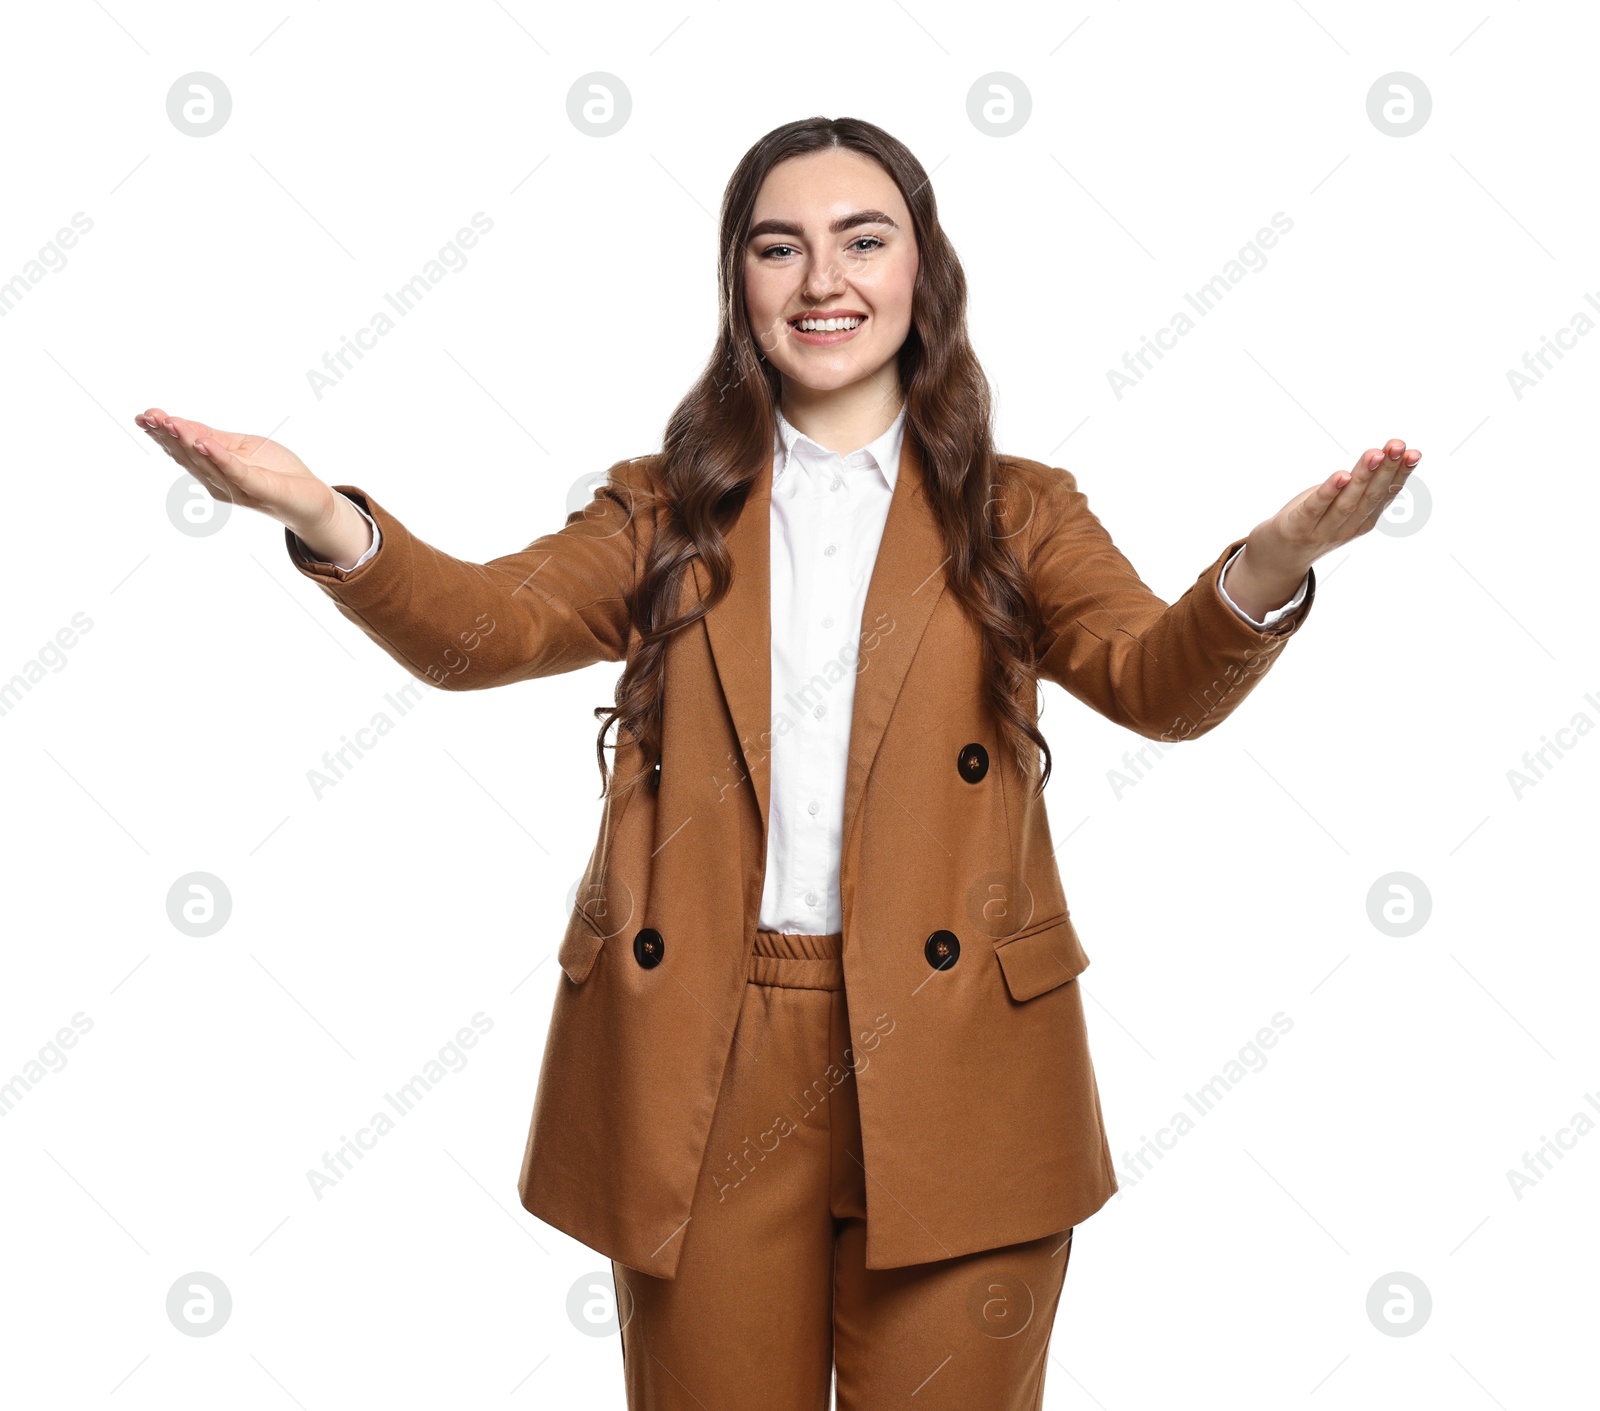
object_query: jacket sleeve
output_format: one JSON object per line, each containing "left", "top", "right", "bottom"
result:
{"left": 1024, "top": 463, "right": 1315, "bottom": 742}
{"left": 284, "top": 457, "right": 653, "bottom": 690}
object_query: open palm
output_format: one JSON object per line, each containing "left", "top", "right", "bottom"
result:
{"left": 1245, "top": 438, "right": 1423, "bottom": 583}
{"left": 134, "top": 407, "right": 338, "bottom": 534}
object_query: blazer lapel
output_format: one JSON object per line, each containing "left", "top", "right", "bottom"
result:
{"left": 696, "top": 431, "right": 950, "bottom": 887}
{"left": 838, "top": 432, "right": 949, "bottom": 857}
{"left": 695, "top": 455, "right": 775, "bottom": 841}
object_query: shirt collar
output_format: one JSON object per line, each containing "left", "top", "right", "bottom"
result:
{"left": 772, "top": 402, "right": 908, "bottom": 493}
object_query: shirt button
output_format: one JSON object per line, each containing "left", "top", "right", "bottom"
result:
{"left": 805, "top": 891, "right": 819, "bottom": 906}
{"left": 822, "top": 616, "right": 833, "bottom": 628}
{"left": 813, "top": 704, "right": 826, "bottom": 719}
{"left": 808, "top": 799, "right": 820, "bottom": 815}
{"left": 824, "top": 544, "right": 837, "bottom": 556}
{"left": 830, "top": 479, "right": 842, "bottom": 491}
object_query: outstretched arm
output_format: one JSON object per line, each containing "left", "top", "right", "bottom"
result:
{"left": 1025, "top": 439, "right": 1420, "bottom": 741}
{"left": 135, "top": 407, "right": 652, "bottom": 690}
{"left": 284, "top": 475, "right": 647, "bottom": 690}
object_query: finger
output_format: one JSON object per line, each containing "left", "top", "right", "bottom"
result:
{"left": 186, "top": 421, "right": 256, "bottom": 458}
{"left": 1356, "top": 443, "right": 1410, "bottom": 514}
{"left": 141, "top": 415, "right": 232, "bottom": 498}
{"left": 137, "top": 410, "right": 187, "bottom": 448}
{"left": 1305, "top": 467, "right": 1351, "bottom": 511}
{"left": 1355, "top": 465, "right": 1414, "bottom": 533}
{"left": 142, "top": 411, "right": 255, "bottom": 462}
{"left": 162, "top": 443, "right": 235, "bottom": 504}
{"left": 1333, "top": 439, "right": 1411, "bottom": 521}
{"left": 1328, "top": 450, "right": 1385, "bottom": 519}
{"left": 1284, "top": 468, "right": 1352, "bottom": 535}
{"left": 1345, "top": 441, "right": 1405, "bottom": 479}
{"left": 1348, "top": 446, "right": 1383, "bottom": 478}
{"left": 193, "top": 439, "right": 267, "bottom": 510}
{"left": 165, "top": 416, "right": 235, "bottom": 482}
{"left": 1363, "top": 440, "right": 1413, "bottom": 506}
{"left": 164, "top": 415, "right": 207, "bottom": 452}
{"left": 137, "top": 419, "right": 191, "bottom": 460}
{"left": 138, "top": 415, "right": 190, "bottom": 460}
{"left": 1346, "top": 436, "right": 1421, "bottom": 534}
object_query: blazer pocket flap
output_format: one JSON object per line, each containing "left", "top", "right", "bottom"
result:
{"left": 557, "top": 911, "right": 607, "bottom": 985}
{"left": 994, "top": 913, "right": 1090, "bottom": 1002}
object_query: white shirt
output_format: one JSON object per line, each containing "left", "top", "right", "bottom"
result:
{"left": 759, "top": 403, "right": 908, "bottom": 933}
{"left": 311, "top": 423, "right": 1307, "bottom": 934}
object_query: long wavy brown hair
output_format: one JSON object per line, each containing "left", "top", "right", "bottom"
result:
{"left": 594, "top": 115, "right": 1055, "bottom": 801}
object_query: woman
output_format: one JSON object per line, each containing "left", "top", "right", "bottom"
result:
{"left": 136, "top": 116, "right": 1418, "bottom": 1410}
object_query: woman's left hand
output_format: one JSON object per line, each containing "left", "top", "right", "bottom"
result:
{"left": 1226, "top": 438, "right": 1423, "bottom": 619}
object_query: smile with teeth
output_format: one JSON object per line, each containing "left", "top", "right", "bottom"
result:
{"left": 791, "top": 315, "right": 865, "bottom": 332}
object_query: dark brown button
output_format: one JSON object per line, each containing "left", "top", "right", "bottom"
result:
{"left": 633, "top": 927, "right": 664, "bottom": 969}
{"left": 924, "top": 929, "right": 960, "bottom": 970}
{"left": 957, "top": 742, "right": 988, "bottom": 783}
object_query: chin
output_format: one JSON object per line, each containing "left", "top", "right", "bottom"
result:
{"left": 782, "top": 360, "right": 888, "bottom": 393}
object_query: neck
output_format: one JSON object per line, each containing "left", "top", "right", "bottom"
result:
{"left": 779, "top": 374, "right": 904, "bottom": 456}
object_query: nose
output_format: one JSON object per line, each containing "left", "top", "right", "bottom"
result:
{"left": 803, "top": 258, "right": 844, "bottom": 301}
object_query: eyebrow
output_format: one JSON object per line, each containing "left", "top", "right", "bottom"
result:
{"left": 744, "top": 209, "right": 900, "bottom": 241}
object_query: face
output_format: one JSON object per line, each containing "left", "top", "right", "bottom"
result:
{"left": 742, "top": 148, "right": 918, "bottom": 398}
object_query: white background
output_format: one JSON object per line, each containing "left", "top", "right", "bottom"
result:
{"left": 1, "top": 1, "right": 1594, "bottom": 1406}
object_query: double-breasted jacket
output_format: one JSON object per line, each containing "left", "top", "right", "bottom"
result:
{"left": 287, "top": 433, "right": 1315, "bottom": 1277}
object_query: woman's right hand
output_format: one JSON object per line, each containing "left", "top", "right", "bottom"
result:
{"left": 134, "top": 407, "right": 372, "bottom": 565}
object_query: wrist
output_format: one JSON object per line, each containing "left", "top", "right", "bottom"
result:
{"left": 291, "top": 488, "right": 371, "bottom": 568}
{"left": 1226, "top": 541, "right": 1308, "bottom": 620}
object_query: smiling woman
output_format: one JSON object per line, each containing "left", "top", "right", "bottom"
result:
{"left": 135, "top": 112, "right": 1419, "bottom": 1411}
{"left": 741, "top": 174, "right": 919, "bottom": 441}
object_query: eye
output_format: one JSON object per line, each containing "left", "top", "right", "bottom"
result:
{"left": 757, "top": 235, "right": 888, "bottom": 259}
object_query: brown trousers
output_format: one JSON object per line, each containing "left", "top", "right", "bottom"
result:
{"left": 610, "top": 929, "right": 1074, "bottom": 1409}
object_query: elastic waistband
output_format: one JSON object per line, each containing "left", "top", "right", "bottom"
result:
{"left": 748, "top": 930, "right": 844, "bottom": 990}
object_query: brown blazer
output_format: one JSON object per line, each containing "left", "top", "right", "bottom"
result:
{"left": 286, "top": 435, "right": 1315, "bottom": 1278}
